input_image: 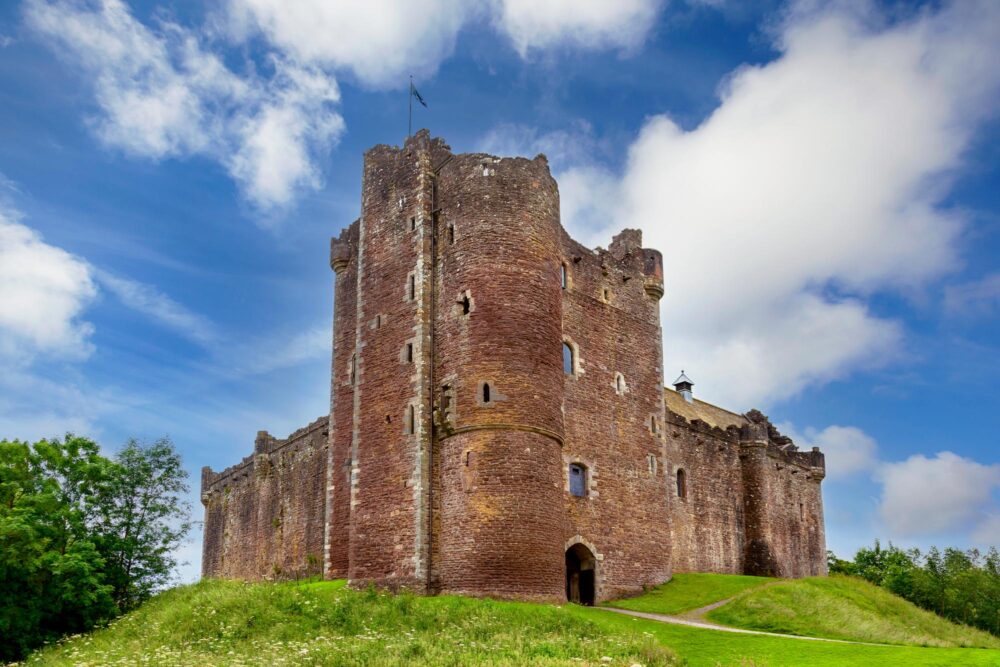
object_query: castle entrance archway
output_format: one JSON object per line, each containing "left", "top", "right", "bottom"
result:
{"left": 565, "top": 543, "right": 596, "bottom": 605}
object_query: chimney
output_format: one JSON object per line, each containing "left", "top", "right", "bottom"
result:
{"left": 673, "top": 370, "right": 694, "bottom": 403}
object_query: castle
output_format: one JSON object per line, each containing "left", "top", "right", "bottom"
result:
{"left": 201, "top": 131, "right": 827, "bottom": 604}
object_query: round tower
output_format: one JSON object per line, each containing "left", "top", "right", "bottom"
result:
{"left": 432, "top": 152, "right": 566, "bottom": 601}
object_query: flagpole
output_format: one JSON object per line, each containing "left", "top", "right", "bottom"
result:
{"left": 408, "top": 75, "right": 412, "bottom": 138}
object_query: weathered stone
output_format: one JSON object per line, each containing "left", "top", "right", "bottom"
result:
{"left": 200, "top": 131, "right": 827, "bottom": 601}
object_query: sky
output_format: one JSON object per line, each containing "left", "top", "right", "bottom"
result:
{"left": 1, "top": 0, "right": 999, "bottom": 584}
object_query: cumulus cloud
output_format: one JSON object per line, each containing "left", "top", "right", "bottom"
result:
{"left": 544, "top": 0, "right": 1000, "bottom": 408}
{"left": 780, "top": 423, "right": 879, "bottom": 480}
{"left": 25, "top": 0, "right": 345, "bottom": 212}
{"left": 95, "top": 271, "right": 218, "bottom": 346}
{"left": 0, "top": 204, "right": 97, "bottom": 363}
{"left": 493, "top": 0, "right": 664, "bottom": 56}
{"left": 877, "top": 451, "right": 1000, "bottom": 538}
{"left": 225, "top": 0, "right": 474, "bottom": 88}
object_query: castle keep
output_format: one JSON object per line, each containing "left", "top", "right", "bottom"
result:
{"left": 201, "top": 132, "right": 827, "bottom": 604}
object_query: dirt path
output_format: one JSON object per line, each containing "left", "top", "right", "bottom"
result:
{"left": 601, "top": 607, "right": 891, "bottom": 646}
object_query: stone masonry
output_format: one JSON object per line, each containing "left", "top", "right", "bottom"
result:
{"left": 201, "top": 131, "right": 827, "bottom": 604}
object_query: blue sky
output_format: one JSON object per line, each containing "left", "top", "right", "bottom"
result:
{"left": 1, "top": 0, "right": 998, "bottom": 582}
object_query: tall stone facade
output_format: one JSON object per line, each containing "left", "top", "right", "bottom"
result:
{"left": 201, "top": 131, "right": 827, "bottom": 604}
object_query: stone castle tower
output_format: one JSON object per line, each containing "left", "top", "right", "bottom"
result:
{"left": 201, "top": 132, "right": 827, "bottom": 604}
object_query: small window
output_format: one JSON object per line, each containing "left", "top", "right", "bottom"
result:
{"left": 410, "top": 216, "right": 417, "bottom": 231}
{"left": 650, "top": 415, "right": 659, "bottom": 434}
{"left": 408, "top": 274, "right": 416, "bottom": 301}
{"left": 448, "top": 224, "right": 455, "bottom": 245}
{"left": 482, "top": 383, "right": 491, "bottom": 403}
{"left": 676, "top": 468, "right": 687, "bottom": 499}
{"left": 350, "top": 354, "right": 357, "bottom": 385}
{"left": 440, "top": 384, "right": 452, "bottom": 421}
{"left": 647, "top": 454, "right": 657, "bottom": 475}
{"left": 460, "top": 293, "right": 471, "bottom": 315}
{"left": 563, "top": 342, "right": 575, "bottom": 375}
{"left": 569, "top": 463, "right": 587, "bottom": 497}
{"left": 615, "top": 373, "right": 625, "bottom": 395}
{"left": 406, "top": 405, "right": 416, "bottom": 435}
{"left": 602, "top": 287, "right": 610, "bottom": 302}
{"left": 375, "top": 314, "right": 382, "bottom": 328}
{"left": 560, "top": 263, "right": 568, "bottom": 289}
{"left": 405, "top": 343, "right": 413, "bottom": 363}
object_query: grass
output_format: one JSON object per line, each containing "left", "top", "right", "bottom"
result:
{"left": 607, "top": 573, "right": 773, "bottom": 615}
{"left": 20, "top": 576, "right": 1000, "bottom": 666}
{"left": 706, "top": 574, "right": 1000, "bottom": 649}
{"left": 20, "top": 579, "right": 679, "bottom": 666}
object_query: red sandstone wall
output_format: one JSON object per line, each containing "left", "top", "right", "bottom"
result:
{"left": 560, "top": 231, "right": 672, "bottom": 601}
{"left": 201, "top": 418, "right": 328, "bottom": 579}
{"left": 664, "top": 417, "right": 746, "bottom": 574}
{"left": 432, "top": 151, "right": 567, "bottom": 602}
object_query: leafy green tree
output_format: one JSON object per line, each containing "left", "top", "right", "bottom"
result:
{"left": 0, "top": 435, "right": 192, "bottom": 660}
{"left": 0, "top": 437, "right": 116, "bottom": 662}
{"left": 93, "top": 437, "right": 192, "bottom": 610}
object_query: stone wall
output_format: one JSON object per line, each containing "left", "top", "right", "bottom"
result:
{"left": 201, "top": 131, "right": 828, "bottom": 595}
{"left": 201, "top": 417, "right": 328, "bottom": 579}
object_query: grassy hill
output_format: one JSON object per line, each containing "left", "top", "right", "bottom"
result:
{"left": 18, "top": 575, "right": 1000, "bottom": 666}
{"left": 706, "top": 574, "right": 1000, "bottom": 648}
{"left": 608, "top": 573, "right": 772, "bottom": 615}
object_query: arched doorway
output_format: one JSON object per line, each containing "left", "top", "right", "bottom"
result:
{"left": 565, "top": 543, "right": 596, "bottom": 605}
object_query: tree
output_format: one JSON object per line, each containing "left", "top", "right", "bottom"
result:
{"left": 0, "top": 435, "right": 192, "bottom": 660}
{"left": 93, "top": 437, "right": 192, "bottom": 611}
{"left": 0, "top": 437, "right": 116, "bottom": 662}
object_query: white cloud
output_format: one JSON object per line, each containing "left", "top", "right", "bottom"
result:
{"left": 25, "top": 0, "right": 345, "bottom": 212}
{"left": 972, "top": 514, "right": 1000, "bottom": 546}
{"left": 225, "top": 0, "right": 474, "bottom": 88}
{"left": 494, "top": 0, "right": 664, "bottom": 56}
{"left": 95, "top": 270, "right": 218, "bottom": 346}
{"left": 230, "top": 325, "right": 329, "bottom": 375}
{"left": 549, "top": 0, "right": 1000, "bottom": 408}
{"left": 877, "top": 451, "right": 1000, "bottom": 538}
{"left": 781, "top": 423, "right": 879, "bottom": 480}
{"left": 0, "top": 205, "right": 97, "bottom": 363}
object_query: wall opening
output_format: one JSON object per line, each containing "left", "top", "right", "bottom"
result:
{"left": 410, "top": 216, "right": 416, "bottom": 231}
{"left": 460, "top": 293, "right": 471, "bottom": 315}
{"left": 406, "top": 343, "right": 413, "bottom": 363}
{"left": 566, "top": 543, "right": 596, "bottom": 605}
{"left": 408, "top": 274, "right": 416, "bottom": 301}
{"left": 650, "top": 415, "right": 659, "bottom": 434}
{"left": 563, "top": 342, "right": 575, "bottom": 375}
{"left": 406, "top": 405, "right": 415, "bottom": 435}
{"left": 448, "top": 224, "right": 455, "bottom": 245}
{"left": 676, "top": 468, "right": 687, "bottom": 499}
{"left": 350, "top": 354, "right": 356, "bottom": 385}
{"left": 647, "top": 454, "right": 657, "bottom": 475}
{"left": 569, "top": 463, "right": 588, "bottom": 497}
{"left": 602, "top": 287, "right": 610, "bottom": 302}
{"left": 440, "top": 384, "right": 453, "bottom": 423}
{"left": 615, "top": 373, "right": 625, "bottom": 395}
{"left": 561, "top": 263, "right": 568, "bottom": 289}
{"left": 482, "top": 382, "right": 491, "bottom": 403}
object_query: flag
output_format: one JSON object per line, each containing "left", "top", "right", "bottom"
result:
{"left": 411, "top": 82, "right": 428, "bottom": 108}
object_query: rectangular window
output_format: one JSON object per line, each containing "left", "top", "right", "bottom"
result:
{"left": 569, "top": 463, "right": 587, "bottom": 497}
{"left": 406, "top": 343, "right": 413, "bottom": 363}
{"left": 408, "top": 274, "right": 416, "bottom": 300}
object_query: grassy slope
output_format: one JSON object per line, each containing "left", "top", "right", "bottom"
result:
{"left": 22, "top": 579, "right": 678, "bottom": 667}
{"left": 706, "top": 574, "right": 1000, "bottom": 649}
{"left": 607, "top": 573, "right": 773, "bottom": 615}
{"left": 21, "top": 577, "right": 1000, "bottom": 667}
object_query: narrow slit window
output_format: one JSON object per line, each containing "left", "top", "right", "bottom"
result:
{"left": 448, "top": 224, "right": 455, "bottom": 245}
{"left": 440, "top": 384, "right": 452, "bottom": 420}
{"left": 676, "top": 468, "right": 687, "bottom": 499}
{"left": 616, "top": 373, "right": 625, "bottom": 394}
{"left": 461, "top": 294, "right": 471, "bottom": 315}
{"left": 406, "top": 405, "right": 415, "bottom": 435}
{"left": 375, "top": 314, "right": 382, "bottom": 328}
{"left": 602, "top": 288, "right": 610, "bottom": 302}
{"left": 569, "top": 463, "right": 587, "bottom": 497}
{"left": 350, "top": 354, "right": 357, "bottom": 385}
{"left": 410, "top": 216, "right": 416, "bottom": 231}
{"left": 482, "top": 383, "right": 491, "bottom": 403}
{"left": 563, "top": 342, "right": 575, "bottom": 375}
{"left": 406, "top": 343, "right": 413, "bottom": 363}
{"left": 561, "top": 263, "right": 568, "bottom": 289}
{"left": 647, "top": 454, "right": 657, "bottom": 475}
{"left": 650, "top": 415, "right": 658, "bottom": 434}
{"left": 409, "top": 274, "right": 416, "bottom": 301}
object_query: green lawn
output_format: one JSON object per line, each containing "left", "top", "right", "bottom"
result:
{"left": 577, "top": 607, "right": 1000, "bottom": 666}
{"left": 706, "top": 574, "right": 1000, "bottom": 649}
{"left": 20, "top": 577, "right": 1000, "bottom": 666}
{"left": 22, "top": 579, "right": 679, "bottom": 666}
{"left": 607, "top": 572, "right": 773, "bottom": 615}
